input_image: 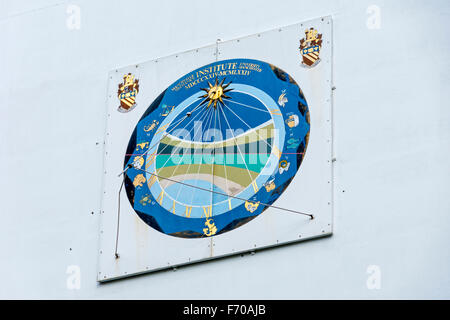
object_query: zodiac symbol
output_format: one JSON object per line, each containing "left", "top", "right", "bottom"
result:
{"left": 285, "top": 114, "right": 299, "bottom": 128}
{"left": 161, "top": 105, "right": 175, "bottom": 117}
{"left": 278, "top": 90, "right": 288, "bottom": 107}
{"left": 133, "top": 174, "right": 146, "bottom": 187}
{"left": 264, "top": 179, "right": 276, "bottom": 192}
{"left": 139, "top": 194, "right": 152, "bottom": 206}
{"left": 132, "top": 156, "right": 144, "bottom": 169}
{"left": 279, "top": 160, "right": 290, "bottom": 174}
{"left": 144, "top": 120, "right": 159, "bottom": 132}
{"left": 203, "top": 219, "right": 217, "bottom": 237}
{"left": 245, "top": 201, "right": 260, "bottom": 213}
{"left": 287, "top": 138, "right": 300, "bottom": 149}
{"left": 136, "top": 142, "right": 149, "bottom": 150}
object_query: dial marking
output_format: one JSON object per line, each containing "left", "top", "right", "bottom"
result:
{"left": 145, "top": 153, "right": 156, "bottom": 169}
{"left": 156, "top": 191, "right": 165, "bottom": 205}
{"left": 273, "top": 145, "right": 282, "bottom": 159}
{"left": 269, "top": 109, "right": 282, "bottom": 116}
{"left": 251, "top": 181, "right": 259, "bottom": 193}
{"left": 155, "top": 123, "right": 170, "bottom": 135}
{"left": 185, "top": 206, "right": 192, "bottom": 218}
{"left": 147, "top": 175, "right": 157, "bottom": 189}
{"left": 202, "top": 205, "right": 212, "bottom": 218}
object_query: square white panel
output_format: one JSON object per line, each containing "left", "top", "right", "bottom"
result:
{"left": 98, "top": 16, "right": 333, "bottom": 281}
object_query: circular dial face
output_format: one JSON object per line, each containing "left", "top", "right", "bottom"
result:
{"left": 124, "top": 58, "right": 310, "bottom": 238}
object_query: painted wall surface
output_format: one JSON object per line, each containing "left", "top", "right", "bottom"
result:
{"left": 1, "top": 0, "right": 449, "bottom": 299}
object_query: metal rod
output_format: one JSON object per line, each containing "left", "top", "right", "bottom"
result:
{"left": 114, "top": 176, "right": 125, "bottom": 259}
{"left": 117, "top": 164, "right": 132, "bottom": 177}
{"left": 133, "top": 166, "right": 314, "bottom": 219}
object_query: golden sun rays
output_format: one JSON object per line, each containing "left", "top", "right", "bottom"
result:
{"left": 199, "top": 78, "right": 233, "bottom": 109}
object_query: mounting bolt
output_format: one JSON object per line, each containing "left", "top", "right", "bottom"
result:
{"left": 115, "top": 253, "right": 120, "bottom": 259}
{"left": 332, "top": 157, "right": 337, "bottom": 162}
{"left": 332, "top": 86, "right": 336, "bottom": 90}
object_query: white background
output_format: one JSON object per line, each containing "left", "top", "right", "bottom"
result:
{"left": 1, "top": 0, "right": 449, "bottom": 299}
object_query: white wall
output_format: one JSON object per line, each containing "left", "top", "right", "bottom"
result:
{"left": 1, "top": 0, "right": 449, "bottom": 299}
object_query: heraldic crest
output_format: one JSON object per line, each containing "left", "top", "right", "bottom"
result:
{"left": 117, "top": 73, "right": 139, "bottom": 113}
{"left": 299, "top": 27, "right": 323, "bottom": 68}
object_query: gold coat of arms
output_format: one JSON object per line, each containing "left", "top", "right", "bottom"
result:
{"left": 299, "top": 28, "right": 323, "bottom": 68}
{"left": 117, "top": 73, "right": 139, "bottom": 112}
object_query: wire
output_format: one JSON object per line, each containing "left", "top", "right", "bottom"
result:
{"left": 114, "top": 175, "right": 125, "bottom": 259}
{"left": 132, "top": 165, "right": 314, "bottom": 219}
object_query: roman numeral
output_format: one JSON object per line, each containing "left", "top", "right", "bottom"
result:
{"left": 155, "top": 123, "right": 169, "bottom": 135}
{"left": 156, "top": 191, "right": 164, "bottom": 205}
{"left": 202, "top": 205, "right": 212, "bottom": 218}
{"left": 147, "top": 175, "right": 157, "bottom": 189}
{"left": 251, "top": 181, "right": 259, "bottom": 192}
{"left": 185, "top": 206, "right": 192, "bottom": 218}
{"left": 145, "top": 153, "right": 156, "bottom": 169}
{"left": 269, "top": 109, "right": 282, "bottom": 116}
{"left": 273, "top": 145, "right": 282, "bottom": 159}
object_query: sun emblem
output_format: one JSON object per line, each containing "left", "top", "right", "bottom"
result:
{"left": 199, "top": 78, "right": 233, "bottom": 109}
